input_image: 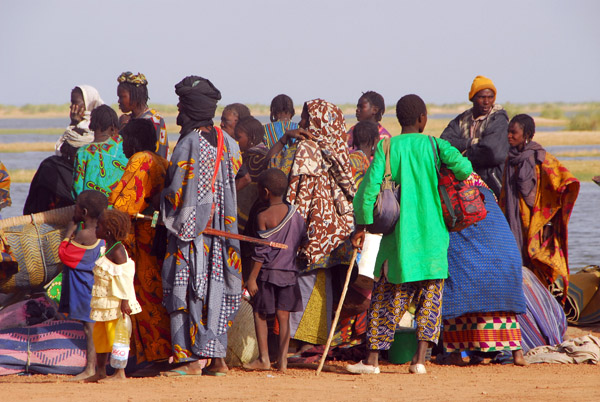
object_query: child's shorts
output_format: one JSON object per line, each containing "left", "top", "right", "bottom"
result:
{"left": 93, "top": 319, "right": 118, "bottom": 353}
{"left": 253, "top": 279, "right": 303, "bottom": 316}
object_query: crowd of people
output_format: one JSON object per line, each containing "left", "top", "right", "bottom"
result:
{"left": 1, "top": 72, "right": 581, "bottom": 379}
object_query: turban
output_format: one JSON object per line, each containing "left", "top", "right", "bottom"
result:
{"left": 469, "top": 75, "right": 496, "bottom": 102}
{"left": 175, "top": 76, "right": 221, "bottom": 135}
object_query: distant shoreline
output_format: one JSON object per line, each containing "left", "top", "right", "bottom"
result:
{"left": 1, "top": 101, "right": 598, "bottom": 120}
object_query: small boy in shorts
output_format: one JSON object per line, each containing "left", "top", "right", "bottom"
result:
{"left": 58, "top": 190, "right": 107, "bottom": 380}
{"left": 244, "top": 168, "right": 306, "bottom": 372}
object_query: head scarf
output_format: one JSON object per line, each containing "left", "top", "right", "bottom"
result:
{"left": 117, "top": 71, "right": 148, "bottom": 87}
{"left": 174, "top": 76, "right": 221, "bottom": 135}
{"left": 469, "top": 75, "right": 496, "bottom": 102}
{"left": 305, "top": 99, "right": 356, "bottom": 199}
{"left": 55, "top": 85, "right": 104, "bottom": 156}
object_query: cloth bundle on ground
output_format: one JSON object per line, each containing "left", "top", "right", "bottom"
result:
{"left": 517, "top": 267, "right": 567, "bottom": 353}
{"left": 0, "top": 207, "right": 73, "bottom": 293}
{"left": 0, "top": 320, "right": 86, "bottom": 376}
{"left": 0, "top": 297, "right": 55, "bottom": 331}
{"left": 225, "top": 299, "right": 258, "bottom": 367}
{"left": 524, "top": 335, "right": 600, "bottom": 364}
{"left": 551, "top": 265, "right": 600, "bottom": 325}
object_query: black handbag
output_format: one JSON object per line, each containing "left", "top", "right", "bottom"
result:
{"left": 368, "top": 138, "right": 400, "bottom": 235}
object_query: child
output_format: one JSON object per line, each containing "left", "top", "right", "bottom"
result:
{"left": 88, "top": 209, "right": 141, "bottom": 381}
{"left": 235, "top": 116, "right": 270, "bottom": 234}
{"left": 244, "top": 168, "right": 307, "bottom": 373}
{"left": 58, "top": 190, "right": 107, "bottom": 381}
{"left": 220, "top": 103, "right": 251, "bottom": 138}
{"left": 347, "top": 91, "right": 391, "bottom": 148}
{"left": 117, "top": 71, "right": 169, "bottom": 158}
{"left": 263, "top": 94, "right": 299, "bottom": 149}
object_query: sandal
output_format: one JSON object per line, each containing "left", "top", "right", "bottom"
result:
{"left": 346, "top": 361, "right": 380, "bottom": 374}
{"left": 408, "top": 363, "right": 427, "bottom": 374}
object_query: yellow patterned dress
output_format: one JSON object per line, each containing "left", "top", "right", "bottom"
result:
{"left": 109, "top": 150, "right": 171, "bottom": 363}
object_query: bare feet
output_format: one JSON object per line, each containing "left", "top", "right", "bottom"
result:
{"left": 204, "top": 357, "right": 229, "bottom": 375}
{"left": 276, "top": 360, "right": 287, "bottom": 373}
{"left": 83, "top": 373, "right": 107, "bottom": 383}
{"left": 513, "top": 350, "right": 528, "bottom": 366}
{"left": 99, "top": 371, "right": 127, "bottom": 382}
{"left": 243, "top": 358, "right": 271, "bottom": 371}
{"left": 161, "top": 361, "right": 204, "bottom": 377}
{"left": 68, "top": 368, "right": 97, "bottom": 382}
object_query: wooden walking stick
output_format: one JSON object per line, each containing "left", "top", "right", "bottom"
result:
{"left": 316, "top": 247, "right": 359, "bottom": 376}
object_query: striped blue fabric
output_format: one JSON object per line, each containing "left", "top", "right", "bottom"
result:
{"left": 518, "top": 267, "right": 567, "bottom": 352}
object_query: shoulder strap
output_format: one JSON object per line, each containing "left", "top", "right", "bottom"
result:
{"left": 211, "top": 126, "right": 225, "bottom": 192}
{"left": 383, "top": 138, "right": 392, "bottom": 180}
{"left": 202, "top": 127, "right": 225, "bottom": 232}
{"left": 428, "top": 136, "right": 441, "bottom": 178}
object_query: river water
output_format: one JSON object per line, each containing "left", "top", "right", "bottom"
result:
{"left": 1, "top": 118, "right": 599, "bottom": 271}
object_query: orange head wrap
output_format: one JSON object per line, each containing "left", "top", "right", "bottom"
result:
{"left": 469, "top": 75, "right": 496, "bottom": 102}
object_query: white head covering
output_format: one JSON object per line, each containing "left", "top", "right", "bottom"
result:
{"left": 55, "top": 85, "right": 105, "bottom": 155}
{"left": 78, "top": 84, "right": 104, "bottom": 120}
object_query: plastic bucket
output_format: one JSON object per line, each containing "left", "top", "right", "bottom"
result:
{"left": 388, "top": 327, "right": 417, "bottom": 364}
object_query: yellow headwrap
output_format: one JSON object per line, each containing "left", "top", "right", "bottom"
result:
{"left": 469, "top": 75, "right": 496, "bottom": 102}
{"left": 117, "top": 71, "right": 148, "bottom": 87}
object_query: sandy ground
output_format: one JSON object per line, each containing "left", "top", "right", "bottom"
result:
{"left": 1, "top": 325, "right": 599, "bottom": 402}
{"left": 0, "top": 361, "right": 599, "bottom": 402}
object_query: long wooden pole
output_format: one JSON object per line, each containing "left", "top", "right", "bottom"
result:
{"left": 134, "top": 213, "right": 288, "bottom": 250}
{"left": 316, "top": 247, "right": 359, "bottom": 376}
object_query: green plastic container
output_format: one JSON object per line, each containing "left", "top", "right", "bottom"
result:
{"left": 388, "top": 327, "right": 417, "bottom": 364}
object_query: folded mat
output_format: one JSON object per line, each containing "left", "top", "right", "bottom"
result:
{"left": 551, "top": 265, "right": 600, "bottom": 325}
{"left": 0, "top": 320, "right": 85, "bottom": 376}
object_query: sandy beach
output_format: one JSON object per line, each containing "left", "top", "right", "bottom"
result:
{"left": 0, "top": 325, "right": 598, "bottom": 402}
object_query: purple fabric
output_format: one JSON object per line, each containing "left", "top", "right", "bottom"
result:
{"left": 517, "top": 267, "right": 567, "bottom": 353}
{"left": 253, "top": 280, "right": 303, "bottom": 315}
{"left": 504, "top": 141, "right": 546, "bottom": 253}
{"left": 252, "top": 205, "right": 307, "bottom": 277}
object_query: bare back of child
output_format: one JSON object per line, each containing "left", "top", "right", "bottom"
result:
{"left": 244, "top": 168, "right": 305, "bottom": 373}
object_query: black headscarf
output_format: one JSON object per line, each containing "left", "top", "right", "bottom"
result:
{"left": 175, "top": 76, "right": 221, "bottom": 135}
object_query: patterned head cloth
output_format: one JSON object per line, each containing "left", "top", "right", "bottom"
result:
{"left": 305, "top": 99, "right": 356, "bottom": 198}
{"left": 117, "top": 71, "right": 148, "bottom": 87}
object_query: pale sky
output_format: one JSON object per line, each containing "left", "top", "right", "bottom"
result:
{"left": 1, "top": 0, "right": 598, "bottom": 107}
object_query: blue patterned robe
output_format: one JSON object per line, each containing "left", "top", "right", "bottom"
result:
{"left": 161, "top": 127, "right": 242, "bottom": 360}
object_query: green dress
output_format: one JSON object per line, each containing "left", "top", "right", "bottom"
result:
{"left": 354, "top": 134, "right": 472, "bottom": 284}
{"left": 72, "top": 135, "right": 128, "bottom": 197}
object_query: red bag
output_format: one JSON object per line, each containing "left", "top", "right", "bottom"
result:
{"left": 429, "top": 137, "right": 487, "bottom": 232}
